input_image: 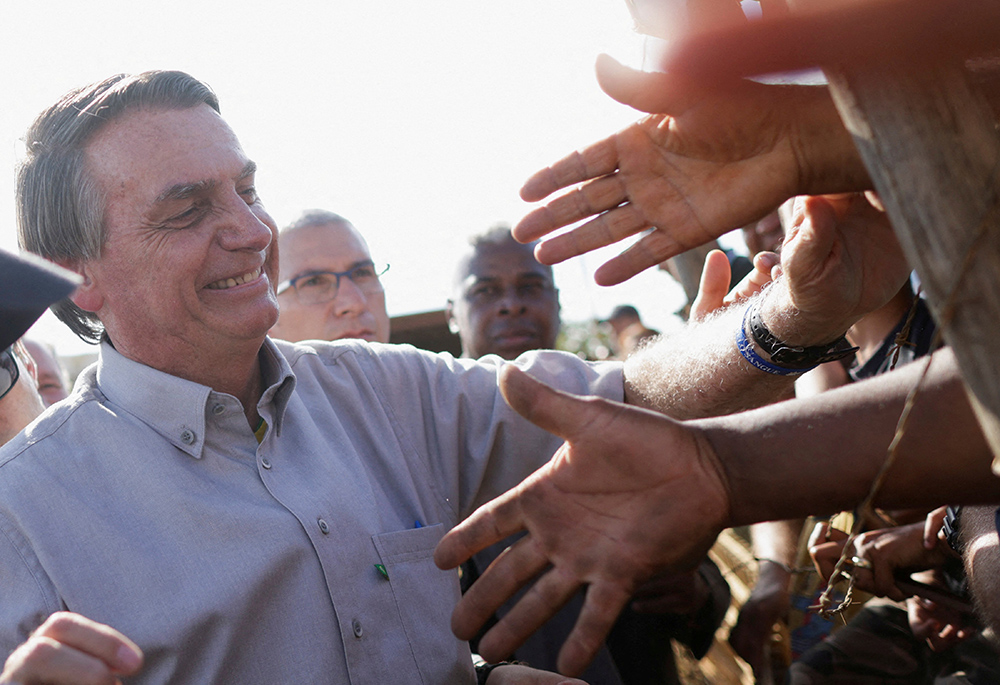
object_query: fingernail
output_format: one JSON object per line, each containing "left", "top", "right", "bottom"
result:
{"left": 116, "top": 644, "right": 142, "bottom": 670}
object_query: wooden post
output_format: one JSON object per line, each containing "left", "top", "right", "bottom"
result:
{"left": 823, "top": 60, "right": 1000, "bottom": 467}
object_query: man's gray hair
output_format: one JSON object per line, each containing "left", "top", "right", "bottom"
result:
{"left": 281, "top": 210, "right": 353, "bottom": 234}
{"left": 17, "top": 71, "right": 220, "bottom": 343}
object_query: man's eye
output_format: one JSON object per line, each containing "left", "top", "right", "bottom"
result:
{"left": 299, "top": 274, "right": 332, "bottom": 289}
{"left": 171, "top": 207, "right": 200, "bottom": 223}
{"left": 471, "top": 285, "right": 499, "bottom": 299}
{"left": 350, "top": 266, "right": 376, "bottom": 281}
{"left": 239, "top": 186, "right": 259, "bottom": 203}
{"left": 519, "top": 283, "right": 544, "bottom": 297}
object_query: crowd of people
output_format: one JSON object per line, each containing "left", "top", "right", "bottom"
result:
{"left": 1, "top": 1, "right": 999, "bottom": 684}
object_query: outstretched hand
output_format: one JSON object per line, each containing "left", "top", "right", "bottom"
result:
{"left": 514, "top": 56, "right": 863, "bottom": 285}
{"left": 434, "top": 366, "right": 730, "bottom": 676}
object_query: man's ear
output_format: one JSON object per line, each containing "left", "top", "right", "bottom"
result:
{"left": 56, "top": 259, "right": 103, "bottom": 313}
{"left": 445, "top": 299, "right": 459, "bottom": 335}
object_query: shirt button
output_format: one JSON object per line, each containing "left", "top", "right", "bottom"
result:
{"left": 352, "top": 619, "right": 363, "bottom": 638}
{"left": 318, "top": 518, "right": 330, "bottom": 534}
{"left": 212, "top": 404, "right": 225, "bottom": 415}
{"left": 180, "top": 429, "right": 196, "bottom": 445}
{"left": 261, "top": 457, "right": 272, "bottom": 469}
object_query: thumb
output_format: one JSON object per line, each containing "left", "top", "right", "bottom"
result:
{"left": 595, "top": 54, "right": 699, "bottom": 114}
{"left": 499, "top": 364, "right": 594, "bottom": 443}
{"left": 781, "top": 195, "right": 838, "bottom": 281}
{"left": 690, "top": 249, "right": 732, "bottom": 321}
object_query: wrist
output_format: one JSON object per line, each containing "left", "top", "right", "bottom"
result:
{"left": 789, "top": 84, "right": 872, "bottom": 197}
{"left": 736, "top": 297, "right": 856, "bottom": 375}
{"left": 756, "top": 281, "right": 851, "bottom": 348}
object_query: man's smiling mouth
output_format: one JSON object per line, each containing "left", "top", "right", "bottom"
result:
{"left": 205, "top": 267, "right": 262, "bottom": 290}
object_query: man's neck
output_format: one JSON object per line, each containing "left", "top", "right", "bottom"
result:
{"left": 109, "top": 334, "right": 267, "bottom": 429}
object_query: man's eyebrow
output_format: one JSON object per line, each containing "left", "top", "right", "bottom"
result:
{"left": 156, "top": 179, "right": 214, "bottom": 203}
{"left": 238, "top": 160, "right": 257, "bottom": 181}
{"left": 155, "top": 160, "right": 258, "bottom": 203}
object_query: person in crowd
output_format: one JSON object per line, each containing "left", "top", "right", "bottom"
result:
{"left": 801, "top": 505, "right": 1000, "bottom": 683}
{"left": 1, "top": 69, "right": 889, "bottom": 684}
{"left": 0, "top": 252, "right": 77, "bottom": 447}
{"left": 447, "top": 225, "right": 560, "bottom": 361}
{"left": 269, "top": 210, "right": 390, "bottom": 344}
{"left": 448, "top": 226, "right": 730, "bottom": 684}
{"left": 20, "top": 339, "right": 69, "bottom": 406}
{"left": 728, "top": 195, "right": 938, "bottom": 679}
{"left": 603, "top": 305, "right": 659, "bottom": 359}
{"left": 435, "top": 3, "right": 1000, "bottom": 676}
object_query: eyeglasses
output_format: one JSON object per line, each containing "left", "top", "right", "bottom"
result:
{"left": 0, "top": 346, "right": 20, "bottom": 402}
{"left": 276, "top": 262, "right": 389, "bottom": 306}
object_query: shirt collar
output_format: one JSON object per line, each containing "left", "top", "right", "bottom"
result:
{"left": 93, "top": 338, "right": 296, "bottom": 459}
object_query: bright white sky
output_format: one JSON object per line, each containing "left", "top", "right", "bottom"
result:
{"left": 1, "top": 0, "right": 749, "bottom": 357}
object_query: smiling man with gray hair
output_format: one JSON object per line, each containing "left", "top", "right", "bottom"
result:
{"left": 1, "top": 69, "right": 911, "bottom": 684}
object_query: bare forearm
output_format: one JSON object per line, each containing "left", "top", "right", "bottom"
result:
{"left": 750, "top": 519, "right": 804, "bottom": 567}
{"left": 702, "top": 348, "right": 1000, "bottom": 526}
{"left": 623, "top": 298, "right": 795, "bottom": 419}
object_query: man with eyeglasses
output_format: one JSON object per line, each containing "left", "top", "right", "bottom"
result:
{"left": 0, "top": 251, "right": 77, "bottom": 446}
{"left": 2, "top": 69, "right": 910, "bottom": 685}
{"left": 270, "top": 210, "right": 391, "bottom": 345}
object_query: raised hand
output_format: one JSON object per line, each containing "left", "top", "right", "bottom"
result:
{"left": 689, "top": 249, "right": 779, "bottom": 321}
{"left": 514, "top": 55, "right": 863, "bottom": 285}
{"left": 758, "top": 193, "right": 910, "bottom": 346}
{"left": 435, "top": 365, "right": 730, "bottom": 676}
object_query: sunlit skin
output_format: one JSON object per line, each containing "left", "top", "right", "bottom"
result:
{"left": 67, "top": 105, "right": 279, "bottom": 424}
{"left": 270, "top": 221, "right": 390, "bottom": 344}
{"left": 447, "top": 241, "right": 560, "bottom": 360}
{"left": 0, "top": 346, "right": 45, "bottom": 446}
{"left": 22, "top": 339, "right": 68, "bottom": 406}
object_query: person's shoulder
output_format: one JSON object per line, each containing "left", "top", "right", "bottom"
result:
{"left": 0, "top": 387, "right": 102, "bottom": 470}
{"left": 271, "top": 337, "right": 448, "bottom": 367}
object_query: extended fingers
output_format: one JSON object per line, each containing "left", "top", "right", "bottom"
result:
{"left": 531, "top": 205, "right": 650, "bottom": 268}
{"left": 473, "top": 545, "right": 577, "bottom": 659}
{"left": 519, "top": 138, "right": 620, "bottom": 205}
{"left": 435, "top": 488, "right": 530, "bottom": 571}
{"left": 592, "top": 226, "right": 687, "bottom": 286}
{"left": 557, "top": 582, "right": 632, "bottom": 677}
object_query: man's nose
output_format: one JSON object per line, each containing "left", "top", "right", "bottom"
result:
{"left": 497, "top": 289, "right": 528, "bottom": 315}
{"left": 217, "top": 196, "right": 274, "bottom": 253}
{"left": 332, "top": 277, "right": 367, "bottom": 316}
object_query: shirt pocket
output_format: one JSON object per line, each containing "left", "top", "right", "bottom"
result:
{"left": 372, "top": 524, "right": 474, "bottom": 684}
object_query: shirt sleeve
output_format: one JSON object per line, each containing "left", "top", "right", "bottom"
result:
{"left": 353, "top": 344, "right": 624, "bottom": 522}
{"left": 0, "top": 509, "right": 62, "bottom": 659}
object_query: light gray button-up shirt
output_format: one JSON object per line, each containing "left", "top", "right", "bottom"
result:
{"left": 0, "top": 338, "right": 621, "bottom": 684}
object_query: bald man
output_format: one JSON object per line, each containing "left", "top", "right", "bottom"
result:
{"left": 270, "top": 210, "right": 390, "bottom": 344}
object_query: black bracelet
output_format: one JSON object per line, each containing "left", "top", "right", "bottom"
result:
{"left": 747, "top": 301, "right": 857, "bottom": 369}
{"left": 942, "top": 505, "right": 963, "bottom": 554}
